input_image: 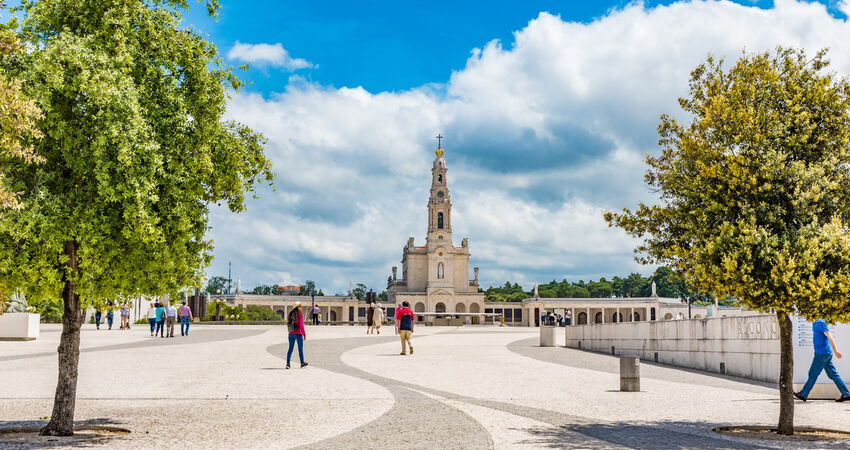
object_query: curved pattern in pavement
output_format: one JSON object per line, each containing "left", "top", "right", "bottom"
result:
{"left": 267, "top": 333, "right": 766, "bottom": 449}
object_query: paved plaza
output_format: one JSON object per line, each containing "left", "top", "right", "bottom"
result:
{"left": 2, "top": 324, "right": 850, "bottom": 449}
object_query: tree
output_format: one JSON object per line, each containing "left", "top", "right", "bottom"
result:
{"left": 604, "top": 48, "right": 850, "bottom": 435}
{"left": 205, "top": 276, "right": 229, "bottom": 295}
{"left": 299, "top": 280, "right": 316, "bottom": 296}
{"left": 0, "top": 2, "right": 43, "bottom": 209}
{"left": 0, "top": 0, "right": 272, "bottom": 436}
{"left": 352, "top": 283, "right": 367, "bottom": 300}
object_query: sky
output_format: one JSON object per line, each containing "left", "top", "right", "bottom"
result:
{"left": 188, "top": 0, "right": 850, "bottom": 294}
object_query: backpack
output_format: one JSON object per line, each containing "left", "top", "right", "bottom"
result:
{"left": 287, "top": 311, "right": 299, "bottom": 333}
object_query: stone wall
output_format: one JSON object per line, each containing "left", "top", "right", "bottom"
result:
{"left": 565, "top": 314, "right": 780, "bottom": 383}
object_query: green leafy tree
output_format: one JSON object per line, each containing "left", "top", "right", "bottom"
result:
{"left": 205, "top": 276, "right": 229, "bottom": 295}
{"left": 352, "top": 283, "right": 367, "bottom": 300}
{"left": 605, "top": 48, "right": 850, "bottom": 435}
{"left": 244, "top": 305, "right": 281, "bottom": 321}
{"left": 299, "top": 280, "right": 316, "bottom": 296}
{"left": 0, "top": 0, "right": 272, "bottom": 436}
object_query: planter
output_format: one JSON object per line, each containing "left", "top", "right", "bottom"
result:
{"left": 0, "top": 313, "right": 40, "bottom": 340}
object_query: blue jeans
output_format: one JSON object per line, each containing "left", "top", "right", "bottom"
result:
{"left": 148, "top": 318, "right": 156, "bottom": 333}
{"left": 95, "top": 314, "right": 101, "bottom": 328}
{"left": 155, "top": 320, "right": 164, "bottom": 337}
{"left": 180, "top": 316, "right": 190, "bottom": 335}
{"left": 287, "top": 334, "right": 305, "bottom": 365}
{"left": 801, "top": 353, "right": 850, "bottom": 397}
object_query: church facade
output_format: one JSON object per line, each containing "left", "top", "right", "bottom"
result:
{"left": 387, "top": 142, "right": 485, "bottom": 322}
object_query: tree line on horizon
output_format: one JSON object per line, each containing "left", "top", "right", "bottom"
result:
{"left": 482, "top": 266, "right": 736, "bottom": 305}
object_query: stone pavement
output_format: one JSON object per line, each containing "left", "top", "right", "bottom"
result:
{"left": 2, "top": 323, "right": 849, "bottom": 449}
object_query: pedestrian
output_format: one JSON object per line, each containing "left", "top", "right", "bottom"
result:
{"left": 312, "top": 305, "right": 320, "bottom": 325}
{"left": 366, "top": 304, "right": 375, "bottom": 334}
{"left": 394, "top": 301, "right": 416, "bottom": 355}
{"left": 94, "top": 308, "right": 102, "bottom": 330}
{"left": 178, "top": 301, "right": 193, "bottom": 336}
{"left": 286, "top": 302, "right": 308, "bottom": 369}
{"left": 372, "top": 305, "right": 384, "bottom": 335}
{"left": 146, "top": 302, "right": 157, "bottom": 336}
{"left": 155, "top": 302, "right": 166, "bottom": 338}
{"left": 317, "top": 311, "right": 322, "bottom": 325}
{"left": 795, "top": 319, "right": 850, "bottom": 402}
{"left": 106, "top": 305, "right": 114, "bottom": 330}
{"left": 166, "top": 302, "right": 178, "bottom": 338}
{"left": 120, "top": 303, "right": 130, "bottom": 330}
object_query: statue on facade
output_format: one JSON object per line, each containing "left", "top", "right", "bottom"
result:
{"left": 534, "top": 283, "right": 539, "bottom": 298}
{"left": 392, "top": 266, "right": 397, "bottom": 280}
{"left": 651, "top": 281, "right": 657, "bottom": 297}
{"left": 474, "top": 267, "right": 479, "bottom": 283}
{"left": 3, "top": 290, "right": 28, "bottom": 314}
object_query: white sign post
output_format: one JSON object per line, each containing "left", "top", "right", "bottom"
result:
{"left": 792, "top": 316, "right": 850, "bottom": 399}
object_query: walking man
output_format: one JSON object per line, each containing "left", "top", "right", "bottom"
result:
{"left": 178, "top": 301, "right": 193, "bottom": 336}
{"left": 394, "top": 301, "right": 416, "bottom": 355}
{"left": 795, "top": 319, "right": 850, "bottom": 402}
{"left": 166, "top": 302, "right": 178, "bottom": 338}
{"left": 154, "top": 302, "right": 166, "bottom": 338}
{"left": 106, "top": 305, "right": 114, "bottom": 330}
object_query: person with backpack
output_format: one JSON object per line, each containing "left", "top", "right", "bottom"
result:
{"left": 286, "top": 302, "right": 308, "bottom": 369}
{"left": 394, "top": 301, "right": 416, "bottom": 355}
{"left": 178, "top": 301, "right": 193, "bottom": 336}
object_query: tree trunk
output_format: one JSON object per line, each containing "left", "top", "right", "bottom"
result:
{"left": 776, "top": 309, "right": 794, "bottom": 435}
{"left": 40, "top": 240, "right": 82, "bottom": 436}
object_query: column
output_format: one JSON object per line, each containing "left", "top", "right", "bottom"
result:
{"left": 586, "top": 307, "right": 590, "bottom": 325}
{"left": 616, "top": 308, "right": 620, "bottom": 323}
{"left": 571, "top": 308, "right": 575, "bottom": 326}
{"left": 602, "top": 308, "right": 606, "bottom": 324}
{"left": 630, "top": 307, "right": 635, "bottom": 322}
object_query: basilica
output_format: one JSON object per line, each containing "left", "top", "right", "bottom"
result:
{"left": 386, "top": 140, "right": 486, "bottom": 322}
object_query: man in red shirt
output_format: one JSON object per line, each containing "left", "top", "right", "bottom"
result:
{"left": 394, "top": 301, "right": 416, "bottom": 355}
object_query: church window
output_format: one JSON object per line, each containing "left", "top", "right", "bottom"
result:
{"left": 438, "top": 174, "right": 443, "bottom": 183}
{"left": 437, "top": 262, "right": 444, "bottom": 279}
{"left": 437, "top": 212, "right": 444, "bottom": 229}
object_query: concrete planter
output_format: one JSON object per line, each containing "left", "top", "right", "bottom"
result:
{"left": 0, "top": 313, "right": 40, "bottom": 340}
{"left": 539, "top": 325, "right": 557, "bottom": 347}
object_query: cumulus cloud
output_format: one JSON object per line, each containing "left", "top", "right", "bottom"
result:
{"left": 227, "top": 41, "right": 314, "bottom": 70}
{"left": 210, "top": 0, "right": 850, "bottom": 293}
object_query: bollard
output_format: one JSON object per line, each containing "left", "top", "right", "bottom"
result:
{"left": 720, "top": 362, "right": 726, "bottom": 375}
{"left": 620, "top": 356, "right": 640, "bottom": 392}
{"left": 539, "top": 324, "right": 557, "bottom": 347}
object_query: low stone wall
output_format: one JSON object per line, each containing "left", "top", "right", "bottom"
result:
{"left": 565, "top": 315, "right": 780, "bottom": 383}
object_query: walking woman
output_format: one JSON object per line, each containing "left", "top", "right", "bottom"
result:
{"left": 146, "top": 302, "right": 157, "bottom": 336}
{"left": 286, "top": 302, "right": 308, "bottom": 369}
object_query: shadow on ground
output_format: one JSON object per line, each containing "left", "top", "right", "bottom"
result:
{"left": 0, "top": 418, "right": 130, "bottom": 449}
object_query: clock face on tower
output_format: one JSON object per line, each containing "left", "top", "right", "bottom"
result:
{"left": 437, "top": 191, "right": 444, "bottom": 198}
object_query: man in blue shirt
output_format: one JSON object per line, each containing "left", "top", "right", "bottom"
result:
{"left": 794, "top": 319, "right": 850, "bottom": 402}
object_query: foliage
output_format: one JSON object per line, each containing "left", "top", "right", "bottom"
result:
{"left": 604, "top": 48, "right": 850, "bottom": 322}
{"left": 244, "top": 305, "right": 280, "bottom": 321}
{"left": 0, "top": 0, "right": 273, "bottom": 435}
{"left": 249, "top": 284, "right": 278, "bottom": 295}
{"left": 378, "top": 290, "right": 387, "bottom": 302}
{"left": 298, "top": 280, "right": 317, "bottom": 296}
{"left": 352, "top": 283, "right": 367, "bottom": 300}
{"left": 0, "top": 1, "right": 43, "bottom": 210}
{"left": 485, "top": 267, "right": 713, "bottom": 302}
{"left": 205, "top": 276, "right": 230, "bottom": 295}
{"left": 604, "top": 47, "right": 850, "bottom": 434}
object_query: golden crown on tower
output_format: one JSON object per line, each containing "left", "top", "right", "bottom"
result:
{"left": 435, "top": 133, "right": 444, "bottom": 157}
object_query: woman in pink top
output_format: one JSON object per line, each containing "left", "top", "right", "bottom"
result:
{"left": 286, "top": 303, "right": 308, "bottom": 369}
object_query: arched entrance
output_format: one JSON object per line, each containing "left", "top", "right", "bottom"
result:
{"left": 631, "top": 312, "right": 640, "bottom": 322}
{"left": 435, "top": 302, "right": 446, "bottom": 318}
{"left": 415, "top": 302, "right": 425, "bottom": 322}
{"left": 469, "top": 303, "right": 480, "bottom": 324}
{"left": 663, "top": 313, "right": 673, "bottom": 320}
{"left": 612, "top": 312, "right": 623, "bottom": 323}
{"left": 330, "top": 310, "right": 338, "bottom": 322}
{"left": 276, "top": 309, "right": 285, "bottom": 319}
{"left": 455, "top": 303, "right": 466, "bottom": 320}
{"left": 594, "top": 312, "right": 603, "bottom": 324}
{"left": 578, "top": 312, "right": 588, "bottom": 325}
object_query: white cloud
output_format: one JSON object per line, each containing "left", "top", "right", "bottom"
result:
{"left": 211, "top": 0, "right": 850, "bottom": 293}
{"left": 227, "top": 41, "right": 314, "bottom": 70}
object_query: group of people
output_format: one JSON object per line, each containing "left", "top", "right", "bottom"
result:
{"left": 146, "top": 301, "right": 194, "bottom": 338}
{"left": 284, "top": 300, "right": 419, "bottom": 368}
{"left": 93, "top": 303, "right": 132, "bottom": 330}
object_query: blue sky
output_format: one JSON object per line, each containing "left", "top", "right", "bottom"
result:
{"left": 187, "top": 0, "right": 848, "bottom": 95}
{"left": 192, "top": 0, "right": 850, "bottom": 294}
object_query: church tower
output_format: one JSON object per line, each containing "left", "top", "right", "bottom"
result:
{"left": 427, "top": 135, "right": 452, "bottom": 247}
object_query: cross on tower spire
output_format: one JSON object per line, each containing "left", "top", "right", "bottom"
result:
{"left": 435, "top": 134, "right": 444, "bottom": 157}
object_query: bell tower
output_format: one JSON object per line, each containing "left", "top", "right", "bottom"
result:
{"left": 427, "top": 134, "right": 452, "bottom": 247}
